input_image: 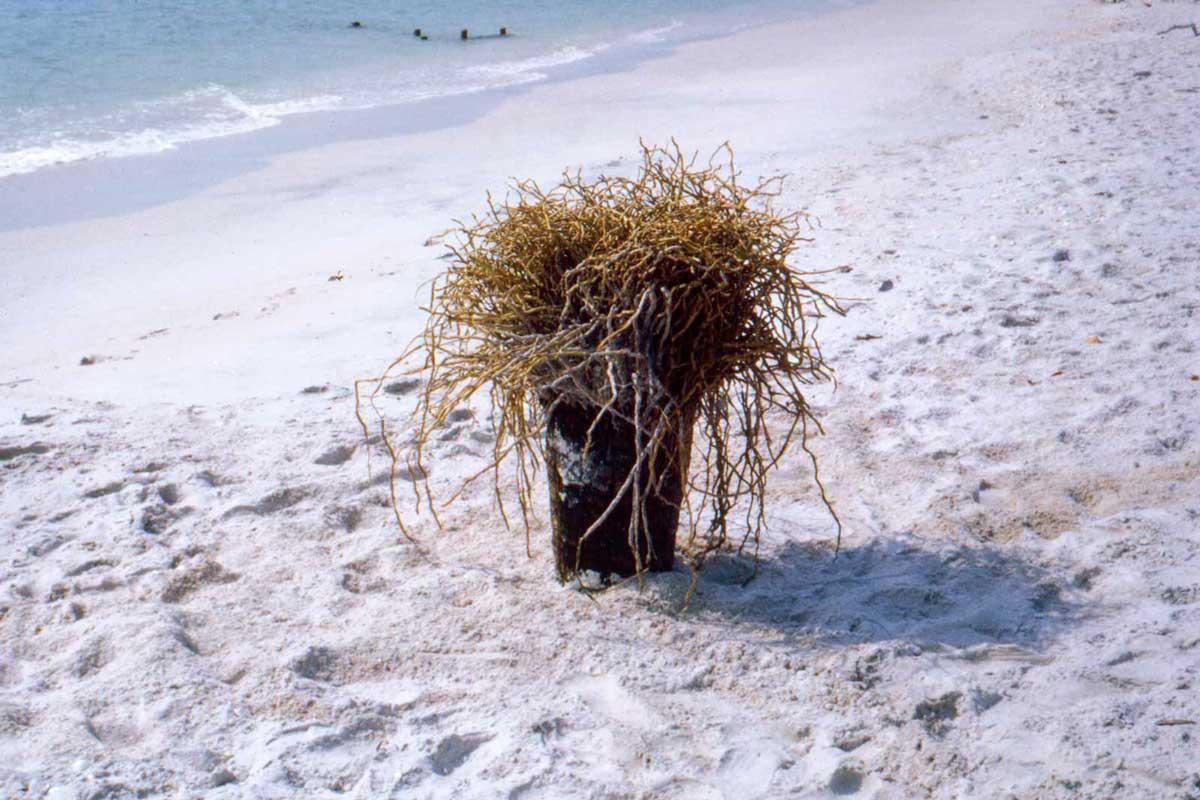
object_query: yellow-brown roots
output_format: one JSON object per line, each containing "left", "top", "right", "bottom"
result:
{"left": 358, "top": 140, "right": 844, "bottom": 586}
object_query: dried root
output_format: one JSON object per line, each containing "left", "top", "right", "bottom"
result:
{"left": 358, "top": 140, "right": 844, "bottom": 584}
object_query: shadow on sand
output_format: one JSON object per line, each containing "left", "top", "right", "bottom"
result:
{"left": 682, "top": 537, "right": 1087, "bottom": 649}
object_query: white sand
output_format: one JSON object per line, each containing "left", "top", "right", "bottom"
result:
{"left": 2, "top": 0, "right": 1199, "bottom": 797}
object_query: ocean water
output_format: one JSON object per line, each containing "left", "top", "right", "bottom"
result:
{"left": 0, "top": 0, "right": 822, "bottom": 178}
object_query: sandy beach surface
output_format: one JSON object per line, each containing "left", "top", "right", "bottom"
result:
{"left": 2, "top": 0, "right": 1199, "bottom": 797}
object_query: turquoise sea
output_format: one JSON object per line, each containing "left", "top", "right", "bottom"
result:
{"left": 0, "top": 0, "right": 829, "bottom": 178}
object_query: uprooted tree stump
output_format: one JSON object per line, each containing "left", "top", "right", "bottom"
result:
{"left": 544, "top": 401, "right": 695, "bottom": 580}
{"left": 362, "top": 141, "right": 844, "bottom": 585}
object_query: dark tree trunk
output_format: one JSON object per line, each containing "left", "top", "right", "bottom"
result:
{"left": 544, "top": 402, "right": 693, "bottom": 582}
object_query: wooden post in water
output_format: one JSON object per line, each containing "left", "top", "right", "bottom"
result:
{"left": 413, "top": 28, "right": 421, "bottom": 37}
{"left": 461, "top": 29, "right": 469, "bottom": 40}
{"left": 500, "top": 27, "right": 508, "bottom": 36}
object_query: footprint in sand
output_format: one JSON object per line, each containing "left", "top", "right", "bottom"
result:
{"left": 290, "top": 645, "right": 341, "bottom": 682}
{"left": 566, "top": 674, "right": 659, "bottom": 731}
{"left": 71, "top": 636, "right": 109, "bottom": 678}
{"left": 194, "top": 469, "right": 233, "bottom": 487}
{"left": 314, "top": 444, "right": 356, "bottom": 466}
{"left": 142, "top": 504, "right": 188, "bottom": 534}
{"left": 64, "top": 558, "right": 116, "bottom": 578}
{"left": 160, "top": 560, "right": 239, "bottom": 604}
{"left": 430, "top": 732, "right": 492, "bottom": 776}
{"left": 0, "top": 703, "right": 34, "bottom": 736}
{"left": 222, "top": 486, "right": 311, "bottom": 519}
{"left": 340, "top": 557, "right": 385, "bottom": 594}
{"left": 358, "top": 463, "right": 426, "bottom": 491}
{"left": 0, "top": 443, "right": 51, "bottom": 462}
{"left": 324, "top": 504, "right": 364, "bottom": 533}
{"left": 383, "top": 377, "right": 420, "bottom": 396}
{"left": 829, "top": 763, "right": 865, "bottom": 795}
{"left": 716, "top": 740, "right": 789, "bottom": 798}
{"left": 139, "top": 482, "right": 192, "bottom": 534}
{"left": 83, "top": 480, "right": 125, "bottom": 499}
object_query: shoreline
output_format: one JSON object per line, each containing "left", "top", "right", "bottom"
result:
{"left": 0, "top": 0, "right": 1077, "bottom": 407}
{"left": 0, "top": 34, "right": 665, "bottom": 233}
{"left": 0, "top": 0, "right": 848, "bottom": 233}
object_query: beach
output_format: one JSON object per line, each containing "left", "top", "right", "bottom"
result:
{"left": 2, "top": 0, "right": 1199, "bottom": 796}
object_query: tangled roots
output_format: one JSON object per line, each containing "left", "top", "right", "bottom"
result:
{"left": 359, "top": 140, "right": 844, "bottom": 585}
